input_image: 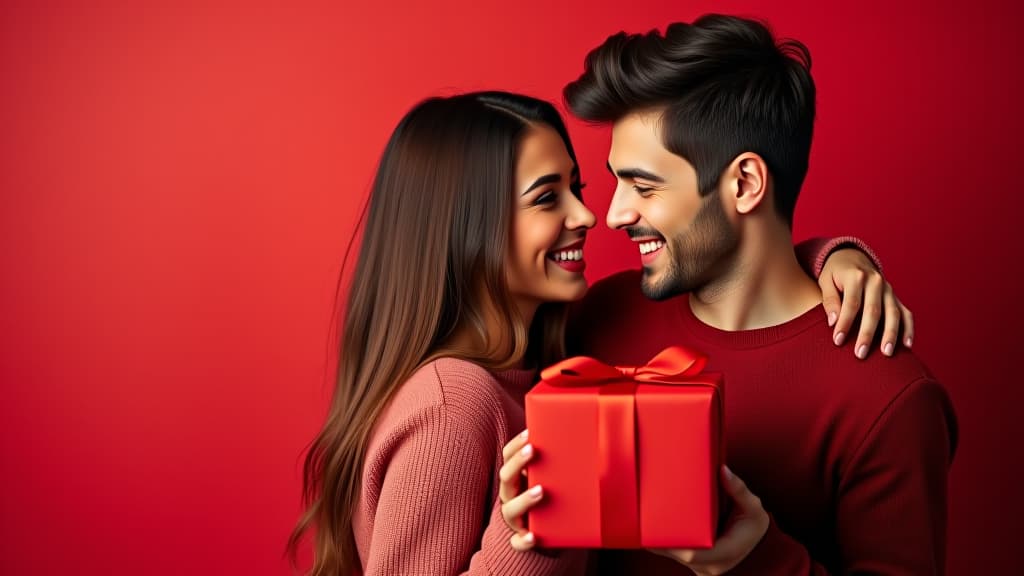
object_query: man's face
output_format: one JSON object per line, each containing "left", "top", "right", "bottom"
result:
{"left": 606, "top": 109, "right": 738, "bottom": 300}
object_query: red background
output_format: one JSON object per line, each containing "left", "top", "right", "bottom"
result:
{"left": 1, "top": 1, "right": 1017, "bottom": 574}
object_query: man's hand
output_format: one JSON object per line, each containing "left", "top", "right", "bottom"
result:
{"left": 650, "top": 466, "right": 769, "bottom": 576}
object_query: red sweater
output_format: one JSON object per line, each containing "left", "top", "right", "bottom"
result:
{"left": 567, "top": 271, "right": 958, "bottom": 575}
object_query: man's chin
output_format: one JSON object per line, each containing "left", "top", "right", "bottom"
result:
{"left": 640, "top": 267, "right": 685, "bottom": 302}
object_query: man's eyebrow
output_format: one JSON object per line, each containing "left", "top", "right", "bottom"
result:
{"left": 606, "top": 162, "right": 665, "bottom": 183}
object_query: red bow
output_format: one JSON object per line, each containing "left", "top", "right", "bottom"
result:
{"left": 540, "top": 345, "right": 708, "bottom": 386}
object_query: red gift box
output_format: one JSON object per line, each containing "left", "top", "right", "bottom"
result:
{"left": 524, "top": 346, "right": 724, "bottom": 549}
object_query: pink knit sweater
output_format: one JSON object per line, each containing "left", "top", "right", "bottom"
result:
{"left": 353, "top": 357, "right": 589, "bottom": 575}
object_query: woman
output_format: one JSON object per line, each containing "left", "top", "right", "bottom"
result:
{"left": 288, "top": 91, "right": 903, "bottom": 575}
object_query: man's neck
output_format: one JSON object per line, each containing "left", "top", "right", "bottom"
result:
{"left": 689, "top": 221, "right": 822, "bottom": 331}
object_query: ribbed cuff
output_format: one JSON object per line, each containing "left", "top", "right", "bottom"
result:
{"left": 798, "top": 236, "right": 884, "bottom": 279}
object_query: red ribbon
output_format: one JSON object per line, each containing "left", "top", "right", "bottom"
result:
{"left": 539, "top": 346, "right": 709, "bottom": 547}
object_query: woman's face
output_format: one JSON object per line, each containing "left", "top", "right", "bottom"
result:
{"left": 506, "top": 123, "right": 596, "bottom": 310}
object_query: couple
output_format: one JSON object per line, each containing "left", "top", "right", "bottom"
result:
{"left": 290, "top": 14, "right": 956, "bottom": 576}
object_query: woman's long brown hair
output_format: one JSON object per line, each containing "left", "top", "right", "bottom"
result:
{"left": 288, "top": 92, "right": 583, "bottom": 575}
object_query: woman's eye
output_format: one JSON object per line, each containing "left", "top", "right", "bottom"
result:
{"left": 535, "top": 191, "right": 557, "bottom": 205}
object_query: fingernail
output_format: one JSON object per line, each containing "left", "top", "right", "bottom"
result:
{"left": 856, "top": 345, "right": 868, "bottom": 359}
{"left": 883, "top": 342, "right": 894, "bottom": 356}
{"left": 528, "top": 485, "right": 543, "bottom": 497}
{"left": 523, "top": 532, "right": 535, "bottom": 543}
{"left": 520, "top": 444, "right": 533, "bottom": 458}
{"left": 834, "top": 332, "right": 845, "bottom": 346}
{"left": 905, "top": 336, "right": 913, "bottom": 347}
{"left": 520, "top": 429, "right": 529, "bottom": 440}
{"left": 828, "top": 311, "right": 837, "bottom": 327}
{"left": 722, "top": 465, "right": 734, "bottom": 480}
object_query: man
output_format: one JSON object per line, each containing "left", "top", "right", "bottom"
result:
{"left": 564, "top": 14, "right": 958, "bottom": 575}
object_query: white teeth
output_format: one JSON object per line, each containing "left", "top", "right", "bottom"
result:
{"left": 552, "top": 249, "right": 583, "bottom": 261}
{"left": 638, "top": 240, "right": 665, "bottom": 255}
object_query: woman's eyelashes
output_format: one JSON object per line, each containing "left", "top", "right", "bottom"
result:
{"left": 532, "top": 181, "right": 586, "bottom": 208}
{"left": 534, "top": 190, "right": 557, "bottom": 206}
{"left": 571, "top": 181, "right": 587, "bottom": 199}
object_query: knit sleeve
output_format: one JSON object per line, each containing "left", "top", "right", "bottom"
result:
{"left": 794, "top": 236, "right": 883, "bottom": 279}
{"left": 362, "top": 368, "right": 573, "bottom": 576}
{"left": 730, "top": 377, "right": 957, "bottom": 575}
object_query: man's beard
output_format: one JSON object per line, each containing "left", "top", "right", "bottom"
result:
{"left": 641, "top": 192, "right": 739, "bottom": 301}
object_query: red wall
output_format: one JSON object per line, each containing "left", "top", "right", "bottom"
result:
{"left": 1, "top": 1, "right": 1017, "bottom": 574}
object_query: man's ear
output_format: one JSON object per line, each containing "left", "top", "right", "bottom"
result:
{"left": 721, "top": 153, "right": 769, "bottom": 215}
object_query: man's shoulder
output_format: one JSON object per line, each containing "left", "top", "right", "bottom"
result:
{"left": 819, "top": 349, "right": 958, "bottom": 477}
{"left": 819, "top": 344, "right": 938, "bottom": 401}
{"left": 797, "top": 343, "right": 954, "bottom": 446}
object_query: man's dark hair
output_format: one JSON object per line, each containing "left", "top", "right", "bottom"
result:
{"left": 565, "top": 14, "right": 815, "bottom": 225}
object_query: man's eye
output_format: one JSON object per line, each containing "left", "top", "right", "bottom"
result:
{"left": 633, "top": 184, "right": 653, "bottom": 194}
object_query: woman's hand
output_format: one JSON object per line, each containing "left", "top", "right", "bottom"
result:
{"left": 820, "top": 248, "right": 914, "bottom": 359}
{"left": 499, "top": 430, "right": 544, "bottom": 551}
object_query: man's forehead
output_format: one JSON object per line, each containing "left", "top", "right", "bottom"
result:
{"left": 609, "top": 110, "right": 671, "bottom": 164}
